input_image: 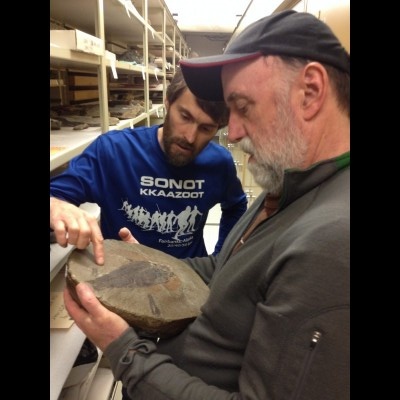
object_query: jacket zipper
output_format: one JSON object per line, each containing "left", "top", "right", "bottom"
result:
{"left": 290, "top": 330, "right": 322, "bottom": 400}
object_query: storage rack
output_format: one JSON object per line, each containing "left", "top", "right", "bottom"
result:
{"left": 50, "top": 0, "right": 189, "bottom": 173}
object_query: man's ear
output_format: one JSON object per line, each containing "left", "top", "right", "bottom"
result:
{"left": 301, "top": 62, "right": 328, "bottom": 121}
{"left": 164, "top": 99, "right": 170, "bottom": 111}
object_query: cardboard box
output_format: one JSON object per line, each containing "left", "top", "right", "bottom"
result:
{"left": 106, "top": 42, "right": 127, "bottom": 54}
{"left": 69, "top": 75, "right": 98, "bottom": 86}
{"left": 50, "top": 29, "right": 103, "bottom": 56}
{"left": 70, "top": 90, "right": 99, "bottom": 101}
{"left": 50, "top": 78, "right": 64, "bottom": 87}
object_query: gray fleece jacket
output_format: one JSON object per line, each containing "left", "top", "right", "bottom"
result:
{"left": 104, "top": 152, "right": 350, "bottom": 400}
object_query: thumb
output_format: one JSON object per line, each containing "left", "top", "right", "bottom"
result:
{"left": 118, "top": 227, "right": 139, "bottom": 244}
{"left": 75, "top": 282, "right": 104, "bottom": 317}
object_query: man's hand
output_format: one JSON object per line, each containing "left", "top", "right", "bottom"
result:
{"left": 50, "top": 197, "right": 104, "bottom": 265}
{"left": 118, "top": 227, "right": 139, "bottom": 244}
{"left": 64, "top": 282, "right": 130, "bottom": 352}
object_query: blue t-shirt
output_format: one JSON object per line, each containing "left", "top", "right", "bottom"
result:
{"left": 50, "top": 125, "right": 247, "bottom": 258}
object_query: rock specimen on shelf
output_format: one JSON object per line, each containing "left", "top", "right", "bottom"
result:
{"left": 55, "top": 115, "right": 120, "bottom": 127}
{"left": 50, "top": 104, "right": 120, "bottom": 127}
{"left": 50, "top": 118, "right": 62, "bottom": 130}
{"left": 72, "top": 123, "right": 89, "bottom": 130}
{"left": 66, "top": 240, "right": 209, "bottom": 338}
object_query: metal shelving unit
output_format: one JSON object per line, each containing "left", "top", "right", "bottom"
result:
{"left": 50, "top": 0, "right": 189, "bottom": 172}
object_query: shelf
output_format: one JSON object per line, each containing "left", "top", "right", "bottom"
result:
{"left": 109, "top": 62, "right": 163, "bottom": 78}
{"left": 50, "top": 127, "right": 103, "bottom": 171}
{"left": 86, "top": 368, "right": 116, "bottom": 400}
{"left": 50, "top": 45, "right": 101, "bottom": 69}
{"left": 50, "top": 112, "right": 170, "bottom": 171}
{"left": 50, "top": 321, "right": 86, "bottom": 400}
{"left": 115, "top": 113, "right": 149, "bottom": 129}
{"left": 50, "top": 0, "right": 187, "bottom": 141}
{"left": 50, "top": 202, "right": 101, "bottom": 400}
{"left": 50, "top": 267, "right": 85, "bottom": 400}
{"left": 51, "top": 0, "right": 151, "bottom": 48}
{"left": 149, "top": 104, "right": 164, "bottom": 117}
{"left": 113, "top": 60, "right": 145, "bottom": 73}
{"left": 110, "top": 87, "right": 163, "bottom": 91}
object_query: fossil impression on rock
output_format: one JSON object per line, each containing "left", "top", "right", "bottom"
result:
{"left": 66, "top": 240, "right": 209, "bottom": 338}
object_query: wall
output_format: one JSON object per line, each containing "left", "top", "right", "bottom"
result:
{"left": 183, "top": 32, "right": 231, "bottom": 56}
{"left": 184, "top": 0, "right": 349, "bottom": 57}
{"left": 293, "top": 0, "right": 350, "bottom": 52}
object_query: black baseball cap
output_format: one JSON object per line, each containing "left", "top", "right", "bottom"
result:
{"left": 180, "top": 10, "right": 350, "bottom": 101}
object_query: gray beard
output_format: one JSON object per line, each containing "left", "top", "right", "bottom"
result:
{"left": 239, "top": 120, "right": 307, "bottom": 196}
{"left": 247, "top": 160, "right": 284, "bottom": 196}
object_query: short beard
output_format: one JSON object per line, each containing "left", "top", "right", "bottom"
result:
{"left": 162, "top": 113, "right": 196, "bottom": 167}
{"left": 239, "top": 92, "right": 307, "bottom": 196}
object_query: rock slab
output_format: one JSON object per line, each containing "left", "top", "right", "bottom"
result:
{"left": 66, "top": 240, "right": 209, "bottom": 338}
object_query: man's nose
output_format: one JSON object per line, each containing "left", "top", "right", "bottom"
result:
{"left": 227, "top": 114, "right": 245, "bottom": 142}
{"left": 183, "top": 125, "right": 198, "bottom": 143}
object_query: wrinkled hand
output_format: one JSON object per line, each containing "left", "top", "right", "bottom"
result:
{"left": 64, "top": 282, "right": 130, "bottom": 352}
{"left": 50, "top": 197, "right": 104, "bottom": 265}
